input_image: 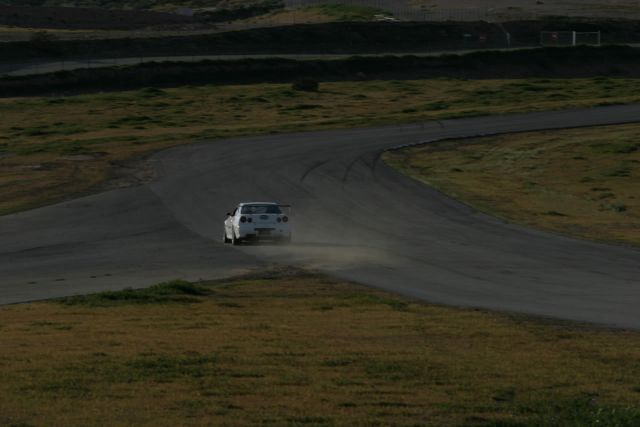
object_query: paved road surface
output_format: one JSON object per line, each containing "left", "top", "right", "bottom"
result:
{"left": 1, "top": 105, "right": 639, "bottom": 328}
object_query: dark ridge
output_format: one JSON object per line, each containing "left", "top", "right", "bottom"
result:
{"left": 2, "top": 19, "right": 640, "bottom": 62}
{"left": 2, "top": 45, "right": 639, "bottom": 97}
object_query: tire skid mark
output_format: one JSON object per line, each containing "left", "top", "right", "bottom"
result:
{"left": 341, "top": 155, "right": 368, "bottom": 185}
{"left": 300, "top": 158, "right": 330, "bottom": 182}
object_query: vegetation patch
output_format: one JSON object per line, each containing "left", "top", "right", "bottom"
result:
{"left": 384, "top": 123, "right": 640, "bottom": 245}
{"left": 291, "top": 78, "right": 319, "bottom": 92}
{"left": 312, "top": 3, "right": 390, "bottom": 21}
{"left": 59, "top": 280, "right": 210, "bottom": 306}
{"left": 0, "top": 269, "right": 639, "bottom": 426}
{"left": 6, "top": 46, "right": 640, "bottom": 97}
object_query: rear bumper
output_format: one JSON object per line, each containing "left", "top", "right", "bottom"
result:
{"left": 242, "top": 234, "right": 290, "bottom": 242}
{"left": 236, "top": 225, "right": 290, "bottom": 240}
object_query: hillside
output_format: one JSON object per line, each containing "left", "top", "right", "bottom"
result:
{"left": 0, "top": 5, "right": 197, "bottom": 29}
{"left": 0, "top": 1, "right": 286, "bottom": 30}
{"left": 0, "top": 0, "right": 271, "bottom": 11}
{"left": 409, "top": 0, "right": 640, "bottom": 19}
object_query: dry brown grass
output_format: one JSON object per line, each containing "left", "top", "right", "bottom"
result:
{"left": 409, "top": 0, "right": 640, "bottom": 19}
{"left": 384, "top": 123, "right": 640, "bottom": 246}
{"left": 2, "top": 77, "right": 640, "bottom": 215}
{"left": 0, "top": 26, "right": 226, "bottom": 42}
{"left": 242, "top": 7, "right": 337, "bottom": 26}
{"left": 1, "top": 270, "right": 639, "bottom": 426}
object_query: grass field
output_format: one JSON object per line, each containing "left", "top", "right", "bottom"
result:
{"left": 2, "top": 77, "right": 640, "bottom": 216}
{"left": 384, "top": 124, "right": 640, "bottom": 246}
{"left": 1, "top": 269, "right": 639, "bottom": 426}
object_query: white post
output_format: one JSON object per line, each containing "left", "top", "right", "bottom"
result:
{"left": 572, "top": 31, "right": 577, "bottom": 46}
{"left": 598, "top": 31, "right": 602, "bottom": 46}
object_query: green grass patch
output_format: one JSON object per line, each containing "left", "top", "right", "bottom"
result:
{"left": 59, "top": 280, "right": 209, "bottom": 306}
{"left": 517, "top": 398, "right": 640, "bottom": 427}
{"left": 338, "top": 293, "right": 409, "bottom": 311}
{"left": 1, "top": 269, "right": 640, "bottom": 426}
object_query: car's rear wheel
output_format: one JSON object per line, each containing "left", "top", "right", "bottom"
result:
{"left": 231, "top": 231, "right": 240, "bottom": 246}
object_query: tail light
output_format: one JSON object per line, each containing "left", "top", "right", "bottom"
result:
{"left": 240, "top": 216, "right": 247, "bottom": 223}
{"left": 282, "top": 216, "right": 289, "bottom": 223}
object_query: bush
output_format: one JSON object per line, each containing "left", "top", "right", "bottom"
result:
{"left": 292, "top": 78, "right": 319, "bottom": 92}
{"left": 28, "top": 31, "right": 61, "bottom": 55}
{"left": 29, "top": 30, "right": 58, "bottom": 44}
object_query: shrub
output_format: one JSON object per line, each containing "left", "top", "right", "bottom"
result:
{"left": 292, "top": 78, "right": 319, "bottom": 92}
{"left": 28, "top": 31, "right": 60, "bottom": 55}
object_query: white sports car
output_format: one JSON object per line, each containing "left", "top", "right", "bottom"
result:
{"left": 223, "top": 202, "right": 292, "bottom": 245}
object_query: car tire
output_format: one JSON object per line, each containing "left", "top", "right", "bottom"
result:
{"left": 231, "top": 231, "right": 240, "bottom": 246}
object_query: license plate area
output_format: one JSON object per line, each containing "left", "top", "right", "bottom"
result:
{"left": 256, "top": 228, "right": 274, "bottom": 236}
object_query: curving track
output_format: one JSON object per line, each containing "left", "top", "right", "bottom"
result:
{"left": 1, "top": 105, "right": 640, "bottom": 328}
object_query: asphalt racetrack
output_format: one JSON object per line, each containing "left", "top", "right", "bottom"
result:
{"left": 1, "top": 105, "right": 640, "bottom": 328}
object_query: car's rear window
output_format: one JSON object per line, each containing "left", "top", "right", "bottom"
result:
{"left": 241, "top": 205, "right": 282, "bottom": 214}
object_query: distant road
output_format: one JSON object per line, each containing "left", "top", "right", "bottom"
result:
{"left": 1, "top": 105, "right": 639, "bottom": 329}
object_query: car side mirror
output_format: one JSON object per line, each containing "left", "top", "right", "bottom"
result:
{"left": 226, "top": 213, "right": 231, "bottom": 217}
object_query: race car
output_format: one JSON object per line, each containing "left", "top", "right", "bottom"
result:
{"left": 223, "top": 202, "right": 292, "bottom": 245}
